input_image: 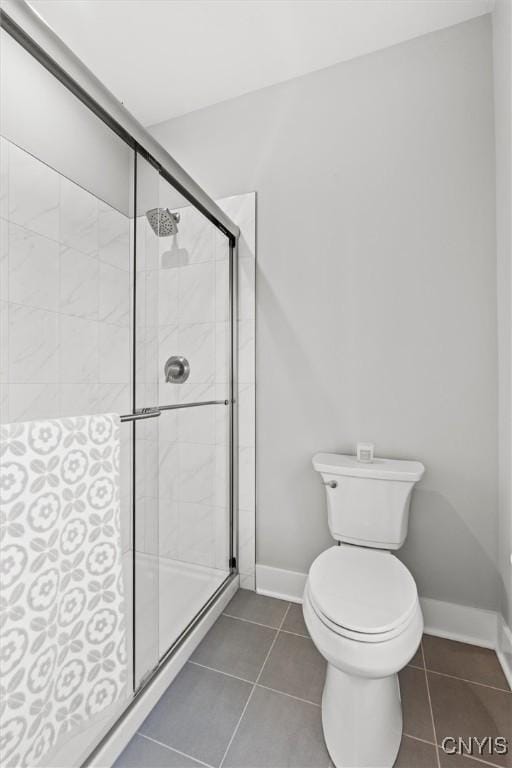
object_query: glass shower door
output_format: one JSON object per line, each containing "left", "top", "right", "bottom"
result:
{"left": 134, "top": 154, "right": 233, "bottom": 684}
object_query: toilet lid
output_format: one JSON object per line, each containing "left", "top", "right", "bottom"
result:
{"left": 308, "top": 546, "right": 418, "bottom": 635}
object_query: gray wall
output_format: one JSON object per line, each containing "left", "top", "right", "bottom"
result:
{"left": 493, "top": 0, "right": 512, "bottom": 626}
{"left": 151, "top": 16, "right": 499, "bottom": 611}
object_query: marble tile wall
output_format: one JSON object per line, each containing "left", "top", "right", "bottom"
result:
{"left": 0, "top": 138, "right": 256, "bottom": 582}
{"left": 134, "top": 192, "right": 255, "bottom": 587}
{"left": 0, "top": 135, "right": 133, "bottom": 551}
{"left": 135, "top": 203, "right": 229, "bottom": 573}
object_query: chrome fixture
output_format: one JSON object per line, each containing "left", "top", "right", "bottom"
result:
{"left": 120, "top": 409, "right": 160, "bottom": 423}
{"left": 146, "top": 207, "right": 180, "bottom": 236}
{"left": 158, "top": 400, "right": 228, "bottom": 411}
{"left": 120, "top": 400, "right": 229, "bottom": 422}
{"left": 324, "top": 480, "right": 338, "bottom": 488}
{"left": 165, "top": 355, "right": 190, "bottom": 383}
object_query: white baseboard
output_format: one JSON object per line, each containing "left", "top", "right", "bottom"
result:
{"left": 255, "top": 562, "right": 509, "bottom": 655}
{"left": 419, "top": 596, "right": 498, "bottom": 649}
{"left": 497, "top": 615, "right": 512, "bottom": 689}
{"left": 90, "top": 575, "right": 239, "bottom": 768}
{"left": 256, "top": 564, "right": 306, "bottom": 603}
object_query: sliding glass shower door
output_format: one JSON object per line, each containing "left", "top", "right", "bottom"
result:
{"left": 0, "top": 8, "right": 238, "bottom": 765}
{"left": 134, "top": 154, "right": 233, "bottom": 687}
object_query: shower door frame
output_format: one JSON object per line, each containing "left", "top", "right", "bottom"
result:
{"left": 0, "top": 1, "right": 240, "bottom": 763}
{"left": 0, "top": 2, "right": 238, "bottom": 239}
{"left": 131, "top": 152, "right": 239, "bottom": 691}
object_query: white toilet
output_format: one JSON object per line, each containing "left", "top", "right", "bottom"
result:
{"left": 303, "top": 452, "right": 425, "bottom": 768}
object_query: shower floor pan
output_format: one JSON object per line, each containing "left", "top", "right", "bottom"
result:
{"left": 136, "top": 553, "right": 230, "bottom": 659}
{"left": 45, "top": 553, "right": 231, "bottom": 768}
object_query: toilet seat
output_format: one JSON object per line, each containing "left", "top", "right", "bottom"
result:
{"left": 308, "top": 545, "right": 418, "bottom": 643}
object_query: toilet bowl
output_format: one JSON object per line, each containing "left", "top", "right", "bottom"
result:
{"left": 308, "top": 453, "right": 425, "bottom": 768}
{"left": 303, "top": 546, "right": 423, "bottom": 768}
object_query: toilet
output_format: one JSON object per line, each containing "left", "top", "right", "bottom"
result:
{"left": 303, "top": 452, "right": 425, "bottom": 768}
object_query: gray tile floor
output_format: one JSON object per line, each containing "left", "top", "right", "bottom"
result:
{"left": 114, "top": 590, "right": 511, "bottom": 768}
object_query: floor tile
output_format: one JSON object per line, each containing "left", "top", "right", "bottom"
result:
{"left": 114, "top": 734, "right": 204, "bottom": 767}
{"left": 282, "top": 602, "right": 309, "bottom": 637}
{"left": 395, "top": 736, "right": 438, "bottom": 768}
{"left": 428, "top": 671, "right": 512, "bottom": 768}
{"left": 223, "top": 686, "right": 330, "bottom": 768}
{"left": 259, "top": 631, "right": 326, "bottom": 704}
{"left": 223, "top": 589, "right": 289, "bottom": 628}
{"left": 191, "top": 615, "right": 276, "bottom": 681}
{"left": 423, "top": 635, "right": 510, "bottom": 690}
{"left": 400, "top": 666, "right": 435, "bottom": 742}
{"left": 409, "top": 642, "right": 424, "bottom": 668}
{"left": 439, "top": 747, "right": 493, "bottom": 767}
{"left": 139, "top": 663, "right": 252, "bottom": 767}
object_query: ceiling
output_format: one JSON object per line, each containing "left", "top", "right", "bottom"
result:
{"left": 29, "top": 0, "right": 494, "bottom": 127}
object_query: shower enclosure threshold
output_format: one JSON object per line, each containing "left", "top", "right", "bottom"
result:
{"left": 82, "top": 572, "right": 239, "bottom": 768}
{"left": 136, "top": 553, "right": 230, "bottom": 658}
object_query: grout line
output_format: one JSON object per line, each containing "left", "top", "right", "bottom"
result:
{"left": 218, "top": 603, "right": 292, "bottom": 768}
{"left": 218, "top": 622, "right": 508, "bottom": 689}
{"left": 217, "top": 684, "right": 256, "bottom": 768}
{"left": 187, "top": 659, "right": 321, "bottom": 707}
{"left": 222, "top": 612, "right": 284, "bottom": 631}
{"left": 280, "top": 628, "right": 310, "bottom": 639}
{"left": 419, "top": 640, "right": 426, "bottom": 669}
{"left": 425, "top": 668, "right": 511, "bottom": 694}
{"left": 136, "top": 733, "right": 215, "bottom": 768}
{"left": 188, "top": 660, "right": 254, "bottom": 685}
{"left": 402, "top": 733, "right": 437, "bottom": 746}
{"left": 255, "top": 603, "right": 291, "bottom": 684}
{"left": 256, "top": 683, "right": 321, "bottom": 708}
{"left": 422, "top": 640, "right": 442, "bottom": 768}
{"left": 421, "top": 635, "right": 510, "bottom": 693}
{"left": 222, "top": 611, "right": 309, "bottom": 638}
{"left": 142, "top": 617, "right": 504, "bottom": 768}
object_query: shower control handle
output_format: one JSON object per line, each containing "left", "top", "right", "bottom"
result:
{"left": 165, "top": 355, "right": 190, "bottom": 384}
{"left": 323, "top": 480, "right": 338, "bottom": 489}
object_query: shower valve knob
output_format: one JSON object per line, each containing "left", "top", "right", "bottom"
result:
{"left": 165, "top": 355, "right": 190, "bottom": 384}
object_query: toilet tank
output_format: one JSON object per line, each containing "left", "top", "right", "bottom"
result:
{"left": 312, "top": 453, "right": 425, "bottom": 549}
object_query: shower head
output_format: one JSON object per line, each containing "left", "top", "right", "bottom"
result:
{"left": 146, "top": 207, "right": 180, "bottom": 236}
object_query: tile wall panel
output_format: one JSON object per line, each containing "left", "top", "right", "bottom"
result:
{"left": 135, "top": 192, "right": 256, "bottom": 579}
{"left": 0, "top": 138, "right": 256, "bottom": 583}
{"left": 0, "top": 135, "right": 133, "bottom": 553}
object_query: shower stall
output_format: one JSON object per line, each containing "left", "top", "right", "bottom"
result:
{"left": 0, "top": 2, "right": 243, "bottom": 766}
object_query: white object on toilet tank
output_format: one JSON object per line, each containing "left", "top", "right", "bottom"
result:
{"left": 357, "top": 442, "right": 374, "bottom": 462}
{"left": 312, "top": 453, "right": 425, "bottom": 549}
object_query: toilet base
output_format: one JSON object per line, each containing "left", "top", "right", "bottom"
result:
{"left": 322, "top": 663, "right": 402, "bottom": 768}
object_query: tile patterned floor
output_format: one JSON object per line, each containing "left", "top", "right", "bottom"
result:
{"left": 114, "top": 590, "right": 511, "bottom": 768}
